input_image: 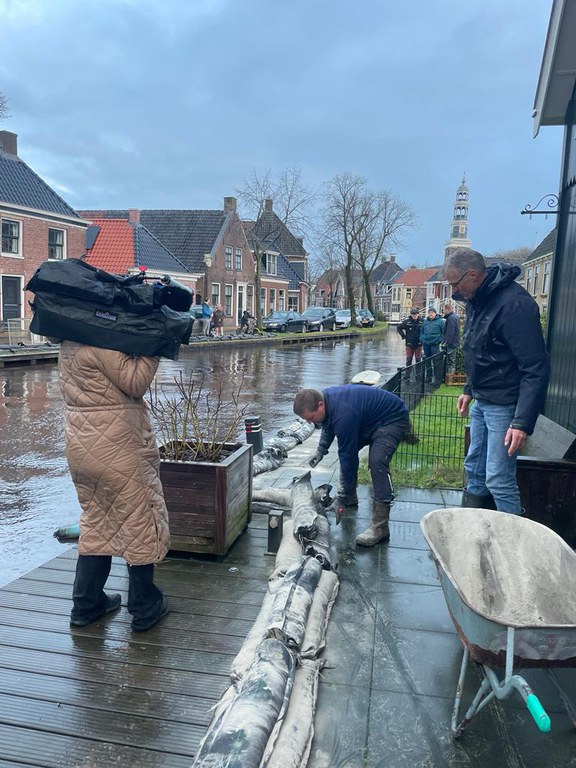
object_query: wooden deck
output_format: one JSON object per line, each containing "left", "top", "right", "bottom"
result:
{"left": 0, "top": 516, "right": 274, "bottom": 767}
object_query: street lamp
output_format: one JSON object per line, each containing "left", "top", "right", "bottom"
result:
{"left": 203, "top": 253, "right": 212, "bottom": 302}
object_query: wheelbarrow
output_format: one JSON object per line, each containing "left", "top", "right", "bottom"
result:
{"left": 421, "top": 507, "right": 576, "bottom": 738}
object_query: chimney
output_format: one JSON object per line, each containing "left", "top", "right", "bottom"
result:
{"left": 0, "top": 131, "right": 18, "bottom": 156}
{"left": 389, "top": 253, "right": 396, "bottom": 263}
{"left": 128, "top": 209, "right": 141, "bottom": 224}
{"left": 264, "top": 198, "right": 273, "bottom": 212}
{"left": 224, "top": 196, "right": 237, "bottom": 214}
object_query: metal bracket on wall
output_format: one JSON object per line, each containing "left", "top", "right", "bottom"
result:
{"left": 520, "top": 194, "right": 559, "bottom": 217}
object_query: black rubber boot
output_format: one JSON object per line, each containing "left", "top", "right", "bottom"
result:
{"left": 127, "top": 563, "right": 169, "bottom": 632}
{"left": 461, "top": 489, "right": 497, "bottom": 510}
{"left": 70, "top": 554, "right": 121, "bottom": 627}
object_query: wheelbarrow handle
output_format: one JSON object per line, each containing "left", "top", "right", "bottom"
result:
{"left": 526, "top": 693, "right": 551, "bottom": 733}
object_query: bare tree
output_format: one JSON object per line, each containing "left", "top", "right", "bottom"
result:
{"left": 0, "top": 92, "right": 10, "bottom": 121}
{"left": 237, "top": 167, "right": 316, "bottom": 325}
{"left": 322, "top": 174, "right": 416, "bottom": 316}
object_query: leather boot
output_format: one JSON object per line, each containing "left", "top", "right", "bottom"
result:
{"left": 70, "top": 554, "right": 121, "bottom": 627}
{"left": 461, "top": 489, "right": 497, "bottom": 510}
{"left": 356, "top": 501, "right": 391, "bottom": 547}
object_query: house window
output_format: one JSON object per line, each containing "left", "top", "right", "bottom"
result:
{"left": 392, "top": 286, "right": 401, "bottom": 302}
{"left": 224, "top": 284, "right": 233, "bottom": 316}
{"left": 211, "top": 283, "right": 221, "bottom": 307}
{"left": 48, "top": 228, "right": 65, "bottom": 260}
{"left": 278, "top": 289, "right": 285, "bottom": 311}
{"left": 534, "top": 265, "right": 540, "bottom": 295}
{"left": 543, "top": 261, "right": 551, "bottom": 294}
{"left": 235, "top": 248, "right": 242, "bottom": 270}
{"left": 269, "top": 288, "right": 276, "bottom": 312}
{"left": 225, "top": 246, "right": 233, "bottom": 270}
{"left": 2, "top": 219, "right": 20, "bottom": 255}
{"left": 260, "top": 287, "right": 267, "bottom": 312}
{"left": 526, "top": 267, "right": 532, "bottom": 295}
{"left": 264, "top": 252, "right": 277, "bottom": 276}
{"left": 391, "top": 303, "right": 401, "bottom": 313}
{"left": 288, "top": 296, "right": 298, "bottom": 311}
{"left": 406, "top": 288, "right": 412, "bottom": 299}
{"left": 247, "top": 285, "right": 254, "bottom": 313}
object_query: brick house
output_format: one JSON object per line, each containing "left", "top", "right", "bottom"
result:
{"left": 80, "top": 198, "right": 256, "bottom": 330}
{"left": 0, "top": 130, "right": 88, "bottom": 329}
{"left": 243, "top": 199, "right": 310, "bottom": 313}
{"left": 518, "top": 229, "right": 556, "bottom": 316}
{"left": 389, "top": 267, "right": 439, "bottom": 322}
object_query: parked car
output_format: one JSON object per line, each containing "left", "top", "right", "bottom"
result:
{"left": 302, "top": 307, "right": 337, "bottom": 332}
{"left": 334, "top": 309, "right": 352, "bottom": 329}
{"left": 357, "top": 309, "right": 375, "bottom": 327}
{"left": 262, "top": 310, "right": 307, "bottom": 333}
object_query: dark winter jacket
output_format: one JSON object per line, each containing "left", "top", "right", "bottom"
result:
{"left": 459, "top": 263, "right": 549, "bottom": 435}
{"left": 420, "top": 315, "right": 444, "bottom": 345}
{"left": 317, "top": 384, "right": 408, "bottom": 492}
{"left": 397, "top": 316, "right": 422, "bottom": 347}
{"left": 441, "top": 311, "right": 460, "bottom": 349}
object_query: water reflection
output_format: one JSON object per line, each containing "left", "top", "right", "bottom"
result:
{"left": 0, "top": 330, "right": 405, "bottom": 586}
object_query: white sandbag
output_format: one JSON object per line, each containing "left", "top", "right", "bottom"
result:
{"left": 260, "top": 659, "right": 323, "bottom": 768}
{"left": 301, "top": 570, "right": 339, "bottom": 659}
{"left": 230, "top": 588, "right": 277, "bottom": 683}
{"left": 266, "top": 556, "right": 323, "bottom": 648}
{"left": 193, "top": 638, "right": 295, "bottom": 768}
{"left": 269, "top": 520, "right": 302, "bottom": 581}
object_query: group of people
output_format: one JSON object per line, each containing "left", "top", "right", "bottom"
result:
{"left": 197, "top": 299, "right": 225, "bottom": 337}
{"left": 59, "top": 245, "right": 549, "bottom": 635}
{"left": 397, "top": 303, "right": 460, "bottom": 380}
{"left": 294, "top": 247, "right": 549, "bottom": 545}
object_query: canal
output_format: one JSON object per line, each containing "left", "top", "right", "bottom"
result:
{"left": 0, "top": 329, "right": 405, "bottom": 586}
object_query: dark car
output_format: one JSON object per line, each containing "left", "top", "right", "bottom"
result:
{"left": 302, "top": 307, "right": 337, "bottom": 332}
{"left": 357, "top": 309, "right": 375, "bottom": 327}
{"left": 262, "top": 310, "right": 307, "bottom": 333}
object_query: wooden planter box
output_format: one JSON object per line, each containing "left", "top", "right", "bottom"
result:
{"left": 159, "top": 442, "right": 253, "bottom": 556}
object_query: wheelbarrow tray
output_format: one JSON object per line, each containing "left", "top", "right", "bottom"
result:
{"left": 421, "top": 508, "right": 576, "bottom": 668}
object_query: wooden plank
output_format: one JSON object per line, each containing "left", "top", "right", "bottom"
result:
{"left": 0, "top": 645, "right": 226, "bottom": 699}
{"left": 0, "top": 692, "right": 202, "bottom": 755}
{"left": 0, "top": 668, "right": 213, "bottom": 724}
{"left": 0, "top": 724, "right": 194, "bottom": 768}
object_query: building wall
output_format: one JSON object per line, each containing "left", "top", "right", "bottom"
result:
{"left": 544, "top": 83, "right": 576, "bottom": 432}
{"left": 518, "top": 254, "right": 553, "bottom": 314}
{"left": 1, "top": 211, "right": 86, "bottom": 322}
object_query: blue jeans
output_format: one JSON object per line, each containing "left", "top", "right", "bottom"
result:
{"left": 464, "top": 400, "right": 521, "bottom": 514}
{"left": 423, "top": 343, "right": 440, "bottom": 382}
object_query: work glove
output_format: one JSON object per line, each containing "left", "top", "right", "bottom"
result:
{"left": 309, "top": 450, "right": 324, "bottom": 468}
{"left": 334, "top": 491, "right": 359, "bottom": 525}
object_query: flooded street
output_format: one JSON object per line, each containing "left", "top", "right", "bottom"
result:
{"left": 0, "top": 330, "right": 405, "bottom": 586}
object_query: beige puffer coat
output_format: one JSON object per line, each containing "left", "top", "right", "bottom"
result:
{"left": 58, "top": 342, "right": 170, "bottom": 565}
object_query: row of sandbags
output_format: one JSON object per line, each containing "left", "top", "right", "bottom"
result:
{"left": 252, "top": 418, "right": 316, "bottom": 476}
{"left": 191, "top": 474, "right": 338, "bottom": 768}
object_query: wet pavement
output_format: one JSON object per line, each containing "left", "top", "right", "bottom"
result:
{"left": 256, "top": 437, "right": 576, "bottom": 768}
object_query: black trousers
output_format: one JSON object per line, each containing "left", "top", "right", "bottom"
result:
{"left": 71, "top": 554, "right": 163, "bottom": 624}
{"left": 368, "top": 418, "right": 409, "bottom": 503}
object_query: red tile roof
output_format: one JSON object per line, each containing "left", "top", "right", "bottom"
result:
{"left": 84, "top": 219, "right": 135, "bottom": 273}
{"left": 392, "top": 267, "right": 438, "bottom": 286}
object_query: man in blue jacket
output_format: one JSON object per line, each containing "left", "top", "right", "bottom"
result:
{"left": 444, "top": 248, "right": 549, "bottom": 514}
{"left": 293, "top": 385, "right": 409, "bottom": 546}
{"left": 420, "top": 307, "right": 444, "bottom": 383}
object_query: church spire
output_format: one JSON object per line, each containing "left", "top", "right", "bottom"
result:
{"left": 444, "top": 174, "right": 471, "bottom": 259}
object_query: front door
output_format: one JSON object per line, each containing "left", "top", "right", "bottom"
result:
{"left": 1, "top": 276, "right": 22, "bottom": 322}
{"left": 237, "top": 284, "right": 245, "bottom": 322}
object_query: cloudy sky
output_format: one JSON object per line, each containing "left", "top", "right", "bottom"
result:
{"left": 0, "top": 0, "right": 562, "bottom": 268}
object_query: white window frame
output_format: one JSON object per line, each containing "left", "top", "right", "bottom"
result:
{"left": 269, "top": 288, "right": 276, "bottom": 312}
{"left": 235, "top": 247, "right": 242, "bottom": 271}
{"left": 211, "top": 282, "right": 221, "bottom": 307}
{"left": 260, "top": 287, "right": 267, "bottom": 312}
{"left": 278, "top": 289, "right": 285, "bottom": 311}
{"left": 48, "top": 227, "right": 66, "bottom": 260}
{"left": 225, "top": 246, "right": 233, "bottom": 270}
{"left": 543, "top": 261, "right": 551, "bottom": 294}
{"left": 265, "top": 252, "right": 277, "bottom": 276}
{"left": 247, "top": 285, "right": 254, "bottom": 313}
{"left": 526, "top": 267, "right": 533, "bottom": 295}
{"left": 1, "top": 218, "right": 22, "bottom": 257}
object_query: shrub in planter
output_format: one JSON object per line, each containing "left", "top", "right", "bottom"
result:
{"left": 148, "top": 374, "right": 253, "bottom": 556}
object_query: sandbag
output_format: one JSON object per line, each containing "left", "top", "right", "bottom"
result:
{"left": 301, "top": 570, "right": 339, "bottom": 659}
{"left": 25, "top": 259, "right": 193, "bottom": 360}
{"left": 266, "top": 556, "right": 323, "bottom": 649}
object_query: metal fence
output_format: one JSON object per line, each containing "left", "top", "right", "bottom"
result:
{"left": 382, "top": 351, "right": 467, "bottom": 481}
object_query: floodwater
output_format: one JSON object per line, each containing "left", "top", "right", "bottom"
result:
{"left": 0, "top": 329, "right": 405, "bottom": 586}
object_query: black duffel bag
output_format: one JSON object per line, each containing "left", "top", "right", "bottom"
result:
{"left": 26, "top": 259, "right": 193, "bottom": 360}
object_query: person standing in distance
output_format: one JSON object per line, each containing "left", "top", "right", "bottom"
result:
{"left": 444, "top": 248, "right": 549, "bottom": 514}
{"left": 293, "top": 385, "right": 409, "bottom": 547}
{"left": 441, "top": 302, "right": 460, "bottom": 374}
{"left": 396, "top": 307, "right": 423, "bottom": 370}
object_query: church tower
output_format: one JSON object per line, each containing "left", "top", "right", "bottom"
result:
{"left": 444, "top": 175, "right": 471, "bottom": 259}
